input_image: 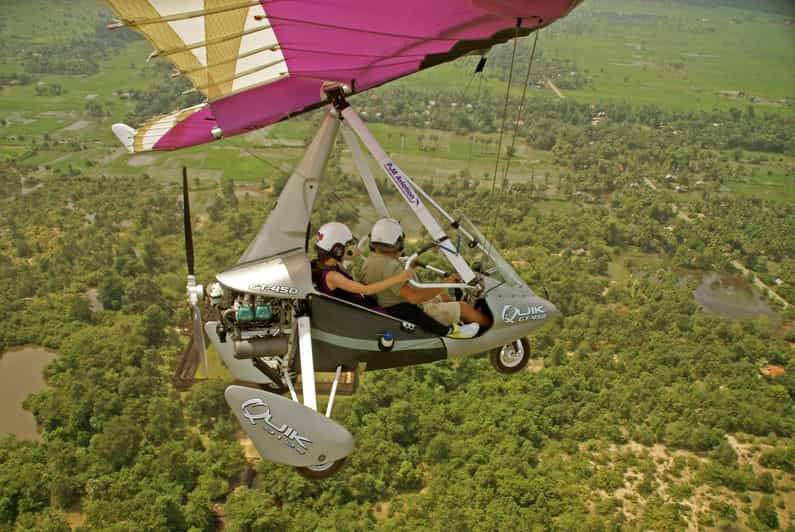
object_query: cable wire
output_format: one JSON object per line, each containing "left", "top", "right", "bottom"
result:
{"left": 485, "top": 19, "right": 522, "bottom": 253}
{"left": 485, "top": 30, "right": 541, "bottom": 262}
{"left": 465, "top": 67, "right": 485, "bottom": 170}
{"left": 501, "top": 31, "right": 539, "bottom": 184}
{"left": 488, "top": 19, "right": 522, "bottom": 196}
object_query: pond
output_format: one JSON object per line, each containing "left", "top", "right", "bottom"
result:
{"left": 691, "top": 271, "right": 777, "bottom": 320}
{"left": 0, "top": 345, "right": 56, "bottom": 441}
{"left": 611, "top": 252, "right": 778, "bottom": 321}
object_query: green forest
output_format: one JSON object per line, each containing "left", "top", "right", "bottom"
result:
{"left": 0, "top": 0, "right": 794, "bottom": 530}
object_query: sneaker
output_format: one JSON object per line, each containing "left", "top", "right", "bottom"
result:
{"left": 447, "top": 322, "right": 479, "bottom": 339}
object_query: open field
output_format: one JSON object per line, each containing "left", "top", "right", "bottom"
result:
{"left": 542, "top": 0, "right": 795, "bottom": 113}
{"left": 608, "top": 249, "right": 669, "bottom": 283}
{"left": 386, "top": 1, "right": 795, "bottom": 114}
{"left": 0, "top": 0, "right": 110, "bottom": 44}
{"left": 726, "top": 172, "right": 795, "bottom": 204}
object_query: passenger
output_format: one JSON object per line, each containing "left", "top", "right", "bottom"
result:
{"left": 312, "top": 222, "right": 412, "bottom": 310}
{"left": 360, "top": 218, "right": 489, "bottom": 339}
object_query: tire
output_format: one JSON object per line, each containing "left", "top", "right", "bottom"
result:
{"left": 295, "top": 457, "right": 348, "bottom": 480}
{"left": 258, "top": 381, "right": 290, "bottom": 396}
{"left": 489, "top": 338, "right": 530, "bottom": 374}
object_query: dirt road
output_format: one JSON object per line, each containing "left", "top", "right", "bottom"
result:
{"left": 546, "top": 79, "right": 565, "bottom": 99}
{"left": 731, "top": 259, "right": 789, "bottom": 308}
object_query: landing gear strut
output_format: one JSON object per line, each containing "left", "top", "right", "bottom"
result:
{"left": 292, "top": 316, "right": 349, "bottom": 479}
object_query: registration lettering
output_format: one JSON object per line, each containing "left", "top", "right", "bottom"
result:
{"left": 501, "top": 304, "right": 547, "bottom": 324}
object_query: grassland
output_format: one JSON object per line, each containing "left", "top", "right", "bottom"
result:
{"left": 0, "top": 0, "right": 110, "bottom": 44}
{"left": 542, "top": 0, "right": 795, "bottom": 113}
{"left": 389, "top": 1, "right": 795, "bottom": 116}
{"left": 726, "top": 172, "right": 795, "bottom": 203}
{"left": 608, "top": 249, "right": 669, "bottom": 283}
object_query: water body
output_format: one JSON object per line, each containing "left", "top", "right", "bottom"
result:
{"left": 613, "top": 255, "right": 778, "bottom": 320}
{"left": 692, "top": 271, "right": 777, "bottom": 320}
{"left": 0, "top": 346, "right": 56, "bottom": 441}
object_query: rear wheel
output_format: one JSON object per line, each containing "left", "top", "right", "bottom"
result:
{"left": 489, "top": 338, "right": 530, "bottom": 374}
{"left": 295, "top": 457, "right": 348, "bottom": 480}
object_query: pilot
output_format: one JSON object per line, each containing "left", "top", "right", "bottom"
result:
{"left": 312, "top": 222, "right": 412, "bottom": 309}
{"left": 360, "top": 218, "right": 490, "bottom": 339}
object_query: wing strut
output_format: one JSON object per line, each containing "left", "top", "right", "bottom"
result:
{"left": 340, "top": 124, "right": 390, "bottom": 219}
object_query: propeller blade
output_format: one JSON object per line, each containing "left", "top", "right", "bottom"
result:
{"left": 192, "top": 304, "right": 208, "bottom": 376}
{"left": 182, "top": 166, "right": 195, "bottom": 276}
{"left": 183, "top": 166, "right": 206, "bottom": 376}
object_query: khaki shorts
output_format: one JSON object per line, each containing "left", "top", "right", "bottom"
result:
{"left": 422, "top": 296, "right": 460, "bottom": 326}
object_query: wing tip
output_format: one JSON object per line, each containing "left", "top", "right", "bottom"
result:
{"left": 111, "top": 123, "right": 136, "bottom": 153}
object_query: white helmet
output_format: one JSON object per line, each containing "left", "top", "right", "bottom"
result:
{"left": 316, "top": 222, "right": 356, "bottom": 259}
{"left": 369, "top": 218, "right": 404, "bottom": 251}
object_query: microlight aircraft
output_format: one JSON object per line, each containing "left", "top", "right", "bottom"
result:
{"left": 103, "top": 0, "right": 582, "bottom": 479}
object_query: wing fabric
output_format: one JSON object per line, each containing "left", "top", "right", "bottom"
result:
{"left": 106, "top": 0, "right": 581, "bottom": 153}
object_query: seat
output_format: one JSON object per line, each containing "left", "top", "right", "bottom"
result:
{"left": 307, "top": 293, "right": 444, "bottom": 371}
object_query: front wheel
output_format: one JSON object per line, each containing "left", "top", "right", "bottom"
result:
{"left": 489, "top": 338, "right": 530, "bottom": 374}
{"left": 295, "top": 457, "right": 348, "bottom": 480}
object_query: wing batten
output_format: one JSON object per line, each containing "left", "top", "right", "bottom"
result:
{"left": 106, "top": 0, "right": 284, "bottom": 101}
{"left": 118, "top": 0, "right": 261, "bottom": 27}
{"left": 180, "top": 43, "right": 281, "bottom": 76}
{"left": 153, "top": 20, "right": 270, "bottom": 60}
{"left": 193, "top": 57, "right": 286, "bottom": 93}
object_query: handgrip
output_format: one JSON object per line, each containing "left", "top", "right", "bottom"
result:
{"left": 403, "top": 253, "right": 476, "bottom": 290}
{"left": 408, "top": 279, "right": 476, "bottom": 290}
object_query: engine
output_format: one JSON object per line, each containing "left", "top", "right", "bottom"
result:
{"left": 210, "top": 284, "right": 293, "bottom": 359}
